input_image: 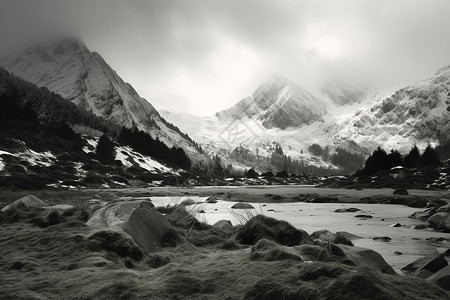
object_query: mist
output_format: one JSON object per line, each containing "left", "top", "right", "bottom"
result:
{"left": 1, "top": 0, "right": 450, "bottom": 114}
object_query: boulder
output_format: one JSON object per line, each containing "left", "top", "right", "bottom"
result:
{"left": 205, "top": 196, "right": 218, "bottom": 203}
{"left": 95, "top": 192, "right": 120, "bottom": 201}
{"left": 401, "top": 253, "right": 448, "bottom": 278}
{"left": 231, "top": 202, "right": 254, "bottom": 209}
{"left": 213, "top": 220, "right": 234, "bottom": 232}
{"left": 180, "top": 199, "right": 196, "bottom": 206}
{"left": 311, "top": 229, "right": 359, "bottom": 246}
{"left": 428, "top": 212, "right": 450, "bottom": 232}
{"left": 355, "top": 214, "right": 373, "bottom": 219}
{"left": 87, "top": 200, "right": 194, "bottom": 253}
{"left": 334, "top": 207, "right": 361, "bottom": 213}
{"left": 373, "top": 236, "right": 391, "bottom": 242}
{"left": 337, "top": 244, "right": 396, "bottom": 274}
{"left": 389, "top": 223, "right": 402, "bottom": 227}
{"left": 1, "top": 195, "right": 46, "bottom": 212}
{"left": 426, "top": 265, "right": 450, "bottom": 291}
{"left": 411, "top": 224, "right": 428, "bottom": 230}
{"left": 236, "top": 215, "right": 313, "bottom": 246}
{"left": 409, "top": 207, "right": 438, "bottom": 220}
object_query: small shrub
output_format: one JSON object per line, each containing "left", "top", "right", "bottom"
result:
{"left": 245, "top": 279, "right": 318, "bottom": 300}
{"left": 250, "top": 239, "right": 303, "bottom": 262}
{"left": 146, "top": 254, "right": 170, "bottom": 268}
{"left": 297, "top": 262, "right": 346, "bottom": 281}
{"left": 333, "top": 232, "right": 354, "bottom": 246}
{"left": 47, "top": 211, "right": 63, "bottom": 226}
{"left": 296, "top": 244, "right": 334, "bottom": 262}
{"left": 88, "top": 230, "right": 144, "bottom": 261}
{"left": 236, "top": 215, "right": 313, "bottom": 246}
{"left": 219, "top": 239, "right": 241, "bottom": 250}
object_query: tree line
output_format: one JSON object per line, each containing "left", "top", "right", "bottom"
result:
{"left": 358, "top": 144, "right": 440, "bottom": 176}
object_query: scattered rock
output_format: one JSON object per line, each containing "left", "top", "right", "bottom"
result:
{"left": 381, "top": 219, "right": 385, "bottom": 221}
{"left": 262, "top": 204, "right": 267, "bottom": 207}
{"left": 212, "top": 220, "right": 234, "bottom": 232}
{"left": 87, "top": 200, "right": 194, "bottom": 253}
{"left": 231, "top": 202, "right": 254, "bottom": 209}
{"left": 205, "top": 197, "right": 218, "bottom": 203}
{"left": 355, "top": 214, "right": 373, "bottom": 219}
{"left": 337, "top": 244, "right": 396, "bottom": 274}
{"left": 410, "top": 207, "right": 438, "bottom": 220}
{"left": 394, "top": 251, "right": 403, "bottom": 255}
{"left": 402, "top": 253, "right": 448, "bottom": 278}
{"left": 267, "top": 209, "right": 275, "bottom": 212}
{"left": 389, "top": 223, "right": 402, "bottom": 227}
{"left": 393, "top": 188, "right": 408, "bottom": 195}
{"left": 428, "top": 211, "right": 450, "bottom": 232}
{"left": 1, "top": 195, "right": 46, "bottom": 212}
{"left": 180, "top": 199, "right": 196, "bottom": 206}
{"left": 411, "top": 224, "right": 428, "bottom": 230}
{"left": 426, "top": 237, "right": 448, "bottom": 243}
{"left": 373, "top": 236, "right": 391, "bottom": 242}
{"left": 311, "top": 229, "right": 360, "bottom": 246}
{"left": 334, "top": 208, "right": 361, "bottom": 213}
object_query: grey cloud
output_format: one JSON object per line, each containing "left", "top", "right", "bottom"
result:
{"left": 1, "top": 0, "right": 450, "bottom": 114}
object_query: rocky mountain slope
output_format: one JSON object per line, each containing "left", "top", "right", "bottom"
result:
{"left": 216, "top": 75, "right": 328, "bottom": 129}
{"left": 0, "top": 38, "right": 204, "bottom": 163}
{"left": 333, "top": 65, "right": 450, "bottom": 153}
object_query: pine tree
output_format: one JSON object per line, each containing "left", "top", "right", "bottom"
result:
{"left": 404, "top": 145, "right": 420, "bottom": 168}
{"left": 387, "top": 149, "right": 403, "bottom": 169}
{"left": 419, "top": 144, "right": 440, "bottom": 166}
{"left": 96, "top": 134, "right": 116, "bottom": 162}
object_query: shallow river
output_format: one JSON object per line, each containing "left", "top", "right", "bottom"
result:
{"left": 148, "top": 196, "right": 449, "bottom": 273}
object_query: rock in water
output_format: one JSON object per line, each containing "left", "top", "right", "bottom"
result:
{"left": 337, "top": 244, "right": 396, "bottom": 275}
{"left": 373, "top": 236, "right": 392, "bottom": 242}
{"left": 428, "top": 205, "right": 450, "bottom": 232}
{"left": 334, "top": 208, "right": 361, "bottom": 213}
{"left": 231, "top": 202, "right": 254, "bottom": 209}
{"left": 87, "top": 200, "right": 193, "bottom": 253}
{"left": 180, "top": 199, "right": 196, "bottom": 206}
{"left": 1, "top": 195, "right": 46, "bottom": 212}
{"left": 205, "top": 197, "right": 218, "bottom": 203}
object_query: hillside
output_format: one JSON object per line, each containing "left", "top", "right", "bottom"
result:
{"left": 0, "top": 38, "right": 206, "bottom": 165}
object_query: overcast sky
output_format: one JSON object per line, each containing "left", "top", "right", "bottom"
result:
{"left": 1, "top": 0, "right": 450, "bottom": 114}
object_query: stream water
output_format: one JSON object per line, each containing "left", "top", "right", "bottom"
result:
{"left": 148, "top": 196, "right": 450, "bottom": 273}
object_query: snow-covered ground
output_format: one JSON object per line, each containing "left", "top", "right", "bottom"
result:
{"left": 0, "top": 149, "right": 56, "bottom": 169}
{"left": 115, "top": 145, "right": 176, "bottom": 174}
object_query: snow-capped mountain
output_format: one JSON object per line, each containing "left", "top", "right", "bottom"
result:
{"left": 333, "top": 65, "right": 450, "bottom": 152}
{"left": 161, "top": 65, "right": 450, "bottom": 173}
{"left": 216, "top": 75, "right": 328, "bottom": 129}
{"left": 0, "top": 38, "right": 204, "bottom": 162}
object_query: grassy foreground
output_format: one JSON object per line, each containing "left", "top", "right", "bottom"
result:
{"left": 1, "top": 189, "right": 449, "bottom": 300}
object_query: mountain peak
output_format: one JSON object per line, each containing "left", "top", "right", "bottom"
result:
{"left": 23, "top": 37, "right": 89, "bottom": 59}
{"left": 216, "top": 74, "right": 327, "bottom": 129}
